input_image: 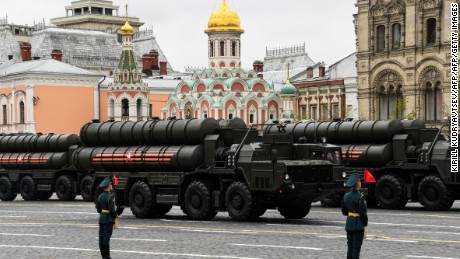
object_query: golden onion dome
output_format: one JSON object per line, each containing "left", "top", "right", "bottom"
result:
{"left": 121, "top": 20, "right": 134, "bottom": 35}
{"left": 205, "top": 0, "right": 244, "bottom": 33}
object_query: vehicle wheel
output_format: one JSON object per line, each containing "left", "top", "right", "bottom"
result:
{"left": 38, "top": 191, "right": 53, "bottom": 201}
{"left": 225, "top": 181, "right": 255, "bottom": 221}
{"left": 19, "top": 176, "right": 38, "bottom": 201}
{"left": 278, "top": 202, "right": 311, "bottom": 219}
{"left": 418, "top": 175, "right": 454, "bottom": 211}
{"left": 0, "top": 176, "right": 17, "bottom": 201}
{"left": 320, "top": 191, "right": 344, "bottom": 207}
{"left": 375, "top": 174, "right": 408, "bottom": 209}
{"left": 152, "top": 204, "right": 173, "bottom": 217}
{"left": 80, "top": 175, "right": 94, "bottom": 202}
{"left": 56, "top": 175, "right": 76, "bottom": 201}
{"left": 129, "top": 181, "right": 154, "bottom": 218}
{"left": 184, "top": 180, "right": 216, "bottom": 220}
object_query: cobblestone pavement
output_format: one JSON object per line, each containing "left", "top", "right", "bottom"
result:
{"left": 0, "top": 196, "right": 459, "bottom": 259}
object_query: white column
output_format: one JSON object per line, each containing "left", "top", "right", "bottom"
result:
{"left": 103, "top": 8, "right": 106, "bottom": 15}
{"left": 114, "top": 102, "right": 122, "bottom": 121}
{"left": 26, "top": 84, "right": 35, "bottom": 133}
{"left": 129, "top": 103, "right": 137, "bottom": 121}
{"left": 93, "top": 84, "right": 99, "bottom": 120}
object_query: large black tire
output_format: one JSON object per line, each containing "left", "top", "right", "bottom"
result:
{"left": 375, "top": 174, "right": 408, "bottom": 209}
{"left": 418, "top": 175, "right": 454, "bottom": 211}
{"left": 0, "top": 176, "right": 17, "bottom": 201}
{"left": 129, "top": 181, "right": 154, "bottom": 218}
{"left": 38, "top": 191, "right": 53, "bottom": 201}
{"left": 80, "top": 175, "right": 94, "bottom": 202}
{"left": 19, "top": 176, "right": 38, "bottom": 201}
{"left": 153, "top": 204, "right": 173, "bottom": 217}
{"left": 56, "top": 175, "right": 77, "bottom": 201}
{"left": 184, "top": 180, "right": 216, "bottom": 220}
{"left": 278, "top": 202, "right": 312, "bottom": 219}
{"left": 225, "top": 181, "right": 255, "bottom": 221}
{"left": 320, "top": 191, "right": 344, "bottom": 207}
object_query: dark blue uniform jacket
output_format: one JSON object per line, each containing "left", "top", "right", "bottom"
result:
{"left": 96, "top": 191, "right": 117, "bottom": 224}
{"left": 341, "top": 189, "right": 368, "bottom": 231}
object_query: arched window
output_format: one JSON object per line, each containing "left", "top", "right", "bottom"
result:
{"left": 121, "top": 99, "right": 129, "bottom": 117}
{"left": 210, "top": 41, "right": 214, "bottom": 57}
{"left": 392, "top": 23, "right": 401, "bottom": 50}
{"left": 108, "top": 99, "right": 115, "bottom": 120}
{"left": 425, "top": 82, "right": 442, "bottom": 121}
{"left": 379, "top": 85, "right": 403, "bottom": 119}
{"left": 220, "top": 41, "right": 225, "bottom": 56}
{"left": 136, "top": 99, "right": 142, "bottom": 118}
{"left": 231, "top": 41, "right": 237, "bottom": 56}
{"left": 427, "top": 18, "right": 436, "bottom": 46}
{"left": 377, "top": 25, "right": 385, "bottom": 52}
{"left": 249, "top": 113, "right": 254, "bottom": 124}
{"left": 19, "top": 101, "right": 25, "bottom": 124}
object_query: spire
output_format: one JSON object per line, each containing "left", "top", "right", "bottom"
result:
{"left": 286, "top": 63, "right": 291, "bottom": 84}
{"left": 121, "top": 4, "right": 133, "bottom": 35}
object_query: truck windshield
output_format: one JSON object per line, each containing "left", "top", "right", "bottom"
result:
{"left": 326, "top": 150, "right": 341, "bottom": 165}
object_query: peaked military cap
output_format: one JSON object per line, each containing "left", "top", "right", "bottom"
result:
{"left": 99, "top": 177, "right": 112, "bottom": 188}
{"left": 346, "top": 173, "right": 360, "bottom": 187}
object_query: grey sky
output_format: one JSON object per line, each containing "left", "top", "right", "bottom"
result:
{"left": 2, "top": 0, "right": 357, "bottom": 72}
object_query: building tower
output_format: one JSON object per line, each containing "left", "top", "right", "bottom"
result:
{"left": 205, "top": 0, "right": 244, "bottom": 69}
{"left": 108, "top": 5, "right": 149, "bottom": 121}
{"left": 279, "top": 64, "right": 298, "bottom": 120}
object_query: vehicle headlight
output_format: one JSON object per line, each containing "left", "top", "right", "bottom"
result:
{"left": 342, "top": 172, "right": 347, "bottom": 178}
{"left": 284, "top": 174, "right": 290, "bottom": 180}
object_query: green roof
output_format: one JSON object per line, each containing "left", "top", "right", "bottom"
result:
{"left": 281, "top": 81, "right": 296, "bottom": 95}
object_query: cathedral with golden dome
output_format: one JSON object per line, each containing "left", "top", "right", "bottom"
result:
{"left": 161, "top": 0, "right": 283, "bottom": 124}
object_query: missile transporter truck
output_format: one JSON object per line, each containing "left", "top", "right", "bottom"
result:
{"left": 0, "top": 134, "right": 94, "bottom": 202}
{"left": 265, "top": 119, "right": 458, "bottom": 210}
{"left": 76, "top": 118, "right": 344, "bottom": 221}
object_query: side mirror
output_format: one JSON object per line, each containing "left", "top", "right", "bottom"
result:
{"left": 271, "top": 149, "right": 278, "bottom": 164}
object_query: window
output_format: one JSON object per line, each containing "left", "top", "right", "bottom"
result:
{"left": 203, "top": 110, "right": 208, "bottom": 119}
{"left": 232, "top": 41, "right": 237, "bottom": 56}
{"left": 220, "top": 41, "right": 225, "bottom": 56}
{"left": 377, "top": 25, "right": 385, "bottom": 52}
{"left": 19, "top": 101, "right": 25, "bottom": 124}
{"left": 269, "top": 113, "right": 274, "bottom": 120}
{"left": 322, "top": 104, "right": 329, "bottom": 121}
{"left": 249, "top": 113, "right": 254, "bottom": 124}
{"left": 228, "top": 113, "right": 233, "bottom": 120}
{"left": 332, "top": 104, "right": 339, "bottom": 119}
{"left": 136, "top": 99, "right": 142, "bottom": 118}
{"left": 392, "top": 23, "right": 401, "bottom": 50}
{"left": 311, "top": 106, "right": 317, "bottom": 121}
{"left": 425, "top": 82, "right": 442, "bottom": 121}
{"left": 301, "top": 106, "right": 307, "bottom": 119}
{"left": 149, "top": 104, "right": 153, "bottom": 118}
{"left": 2, "top": 105, "right": 7, "bottom": 124}
{"left": 379, "top": 85, "right": 403, "bottom": 119}
{"left": 427, "top": 18, "right": 436, "bottom": 46}
{"left": 122, "top": 99, "right": 129, "bottom": 117}
{"left": 210, "top": 42, "right": 214, "bottom": 57}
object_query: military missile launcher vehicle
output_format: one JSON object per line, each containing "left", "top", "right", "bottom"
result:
{"left": 0, "top": 134, "right": 94, "bottom": 201}
{"left": 265, "top": 119, "right": 458, "bottom": 211}
{"left": 79, "top": 118, "right": 344, "bottom": 221}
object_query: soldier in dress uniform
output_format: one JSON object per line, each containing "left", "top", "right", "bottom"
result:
{"left": 96, "top": 177, "right": 117, "bottom": 259}
{"left": 341, "top": 173, "right": 368, "bottom": 259}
